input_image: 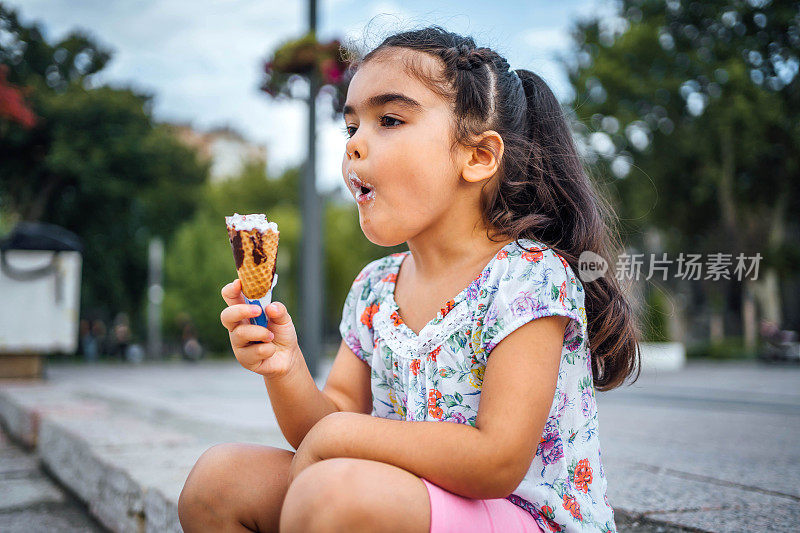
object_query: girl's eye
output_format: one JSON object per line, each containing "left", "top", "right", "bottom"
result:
{"left": 380, "top": 115, "right": 403, "bottom": 128}
{"left": 341, "top": 116, "right": 404, "bottom": 138}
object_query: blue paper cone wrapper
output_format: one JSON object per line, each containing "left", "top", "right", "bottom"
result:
{"left": 243, "top": 273, "right": 278, "bottom": 330}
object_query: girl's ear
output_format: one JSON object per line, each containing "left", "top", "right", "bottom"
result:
{"left": 461, "top": 131, "right": 504, "bottom": 184}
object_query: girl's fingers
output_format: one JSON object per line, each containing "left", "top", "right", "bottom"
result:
{"left": 221, "top": 303, "right": 263, "bottom": 332}
{"left": 264, "top": 301, "right": 292, "bottom": 327}
{"left": 221, "top": 279, "right": 245, "bottom": 306}
{"left": 236, "top": 342, "right": 275, "bottom": 367}
{"left": 230, "top": 324, "right": 274, "bottom": 348}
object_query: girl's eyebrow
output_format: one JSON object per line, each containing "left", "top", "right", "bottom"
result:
{"left": 342, "top": 92, "right": 423, "bottom": 118}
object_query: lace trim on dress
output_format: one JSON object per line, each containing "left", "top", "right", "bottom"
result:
{"left": 373, "top": 296, "right": 474, "bottom": 359}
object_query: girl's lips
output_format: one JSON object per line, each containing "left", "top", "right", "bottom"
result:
{"left": 347, "top": 170, "right": 375, "bottom": 204}
{"left": 356, "top": 188, "right": 375, "bottom": 204}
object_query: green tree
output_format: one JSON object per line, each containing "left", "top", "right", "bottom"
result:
{"left": 566, "top": 0, "right": 799, "bottom": 338}
{"left": 0, "top": 4, "right": 209, "bottom": 336}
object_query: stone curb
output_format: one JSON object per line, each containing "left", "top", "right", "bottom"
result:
{"left": 0, "top": 387, "right": 191, "bottom": 533}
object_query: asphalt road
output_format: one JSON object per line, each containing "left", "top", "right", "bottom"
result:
{"left": 595, "top": 360, "right": 800, "bottom": 532}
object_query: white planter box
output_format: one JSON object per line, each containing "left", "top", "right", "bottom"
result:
{"left": 0, "top": 250, "right": 82, "bottom": 354}
{"left": 638, "top": 341, "right": 686, "bottom": 372}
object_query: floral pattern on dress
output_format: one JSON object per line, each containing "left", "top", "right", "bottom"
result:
{"left": 339, "top": 239, "right": 616, "bottom": 532}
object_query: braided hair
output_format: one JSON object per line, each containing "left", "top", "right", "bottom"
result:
{"left": 348, "top": 26, "right": 641, "bottom": 391}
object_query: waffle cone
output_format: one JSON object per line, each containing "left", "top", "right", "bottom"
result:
{"left": 227, "top": 227, "right": 279, "bottom": 299}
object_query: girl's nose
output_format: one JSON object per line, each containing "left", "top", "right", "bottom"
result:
{"left": 346, "top": 138, "right": 364, "bottom": 159}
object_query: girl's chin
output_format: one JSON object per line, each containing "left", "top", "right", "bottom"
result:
{"left": 359, "top": 220, "right": 390, "bottom": 246}
{"left": 359, "top": 221, "right": 382, "bottom": 245}
{"left": 360, "top": 223, "right": 408, "bottom": 248}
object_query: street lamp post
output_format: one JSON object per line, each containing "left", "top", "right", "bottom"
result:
{"left": 147, "top": 236, "right": 163, "bottom": 360}
{"left": 300, "top": 0, "right": 323, "bottom": 378}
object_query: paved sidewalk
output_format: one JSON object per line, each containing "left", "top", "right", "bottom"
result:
{"left": 0, "top": 358, "right": 797, "bottom": 532}
{"left": 598, "top": 361, "right": 800, "bottom": 532}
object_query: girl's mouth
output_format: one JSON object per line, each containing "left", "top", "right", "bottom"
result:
{"left": 347, "top": 171, "right": 375, "bottom": 204}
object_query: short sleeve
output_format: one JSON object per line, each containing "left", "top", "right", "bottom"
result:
{"left": 477, "top": 246, "right": 586, "bottom": 358}
{"left": 338, "top": 258, "right": 385, "bottom": 363}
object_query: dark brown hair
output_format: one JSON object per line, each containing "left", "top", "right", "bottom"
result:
{"left": 349, "top": 26, "right": 641, "bottom": 391}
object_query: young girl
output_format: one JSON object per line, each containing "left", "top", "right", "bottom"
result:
{"left": 179, "top": 26, "right": 639, "bottom": 533}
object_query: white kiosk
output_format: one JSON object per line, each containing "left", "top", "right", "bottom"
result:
{"left": 0, "top": 222, "right": 83, "bottom": 378}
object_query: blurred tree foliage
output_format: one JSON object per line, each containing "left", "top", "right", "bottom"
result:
{"left": 568, "top": 0, "right": 798, "bottom": 254}
{"left": 162, "top": 160, "right": 400, "bottom": 355}
{"left": 0, "top": 5, "right": 209, "bottom": 332}
{"left": 642, "top": 286, "right": 670, "bottom": 342}
{"left": 566, "top": 0, "right": 799, "bottom": 331}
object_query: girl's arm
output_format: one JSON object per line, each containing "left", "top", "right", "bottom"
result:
{"left": 307, "top": 315, "right": 569, "bottom": 500}
{"left": 265, "top": 339, "right": 371, "bottom": 450}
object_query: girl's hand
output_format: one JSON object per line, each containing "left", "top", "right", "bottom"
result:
{"left": 220, "top": 278, "right": 301, "bottom": 379}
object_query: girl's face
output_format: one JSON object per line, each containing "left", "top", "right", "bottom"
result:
{"left": 342, "top": 49, "right": 465, "bottom": 247}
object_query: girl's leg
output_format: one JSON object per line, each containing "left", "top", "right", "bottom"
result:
{"left": 178, "top": 443, "right": 294, "bottom": 533}
{"left": 279, "top": 457, "right": 431, "bottom": 533}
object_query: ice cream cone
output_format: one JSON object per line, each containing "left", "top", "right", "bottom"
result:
{"left": 225, "top": 213, "right": 279, "bottom": 300}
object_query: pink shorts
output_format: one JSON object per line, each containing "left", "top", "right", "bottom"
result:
{"left": 422, "top": 478, "right": 545, "bottom": 533}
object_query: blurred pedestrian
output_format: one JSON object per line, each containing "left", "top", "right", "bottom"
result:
{"left": 79, "top": 318, "right": 98, "bottom": 362}
{"left": 182, "top": 321, "right": 204, "bottom": 362}
{"left": 112, "top": 312, "right": 131, "bottom": 361}
{"left": 91, "top": 319, "right": 107, "bottom": 359}
{"left": 125, "top": 343, "right": 145, "bottom": 364}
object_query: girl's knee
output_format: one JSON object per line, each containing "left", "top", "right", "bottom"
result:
{"left": 182, "top": 444, "right": 239, "bottom": 492}
{"left": 179, "top": 444, "right": 251, "bottom": 519}
{"left": 280, "top": 459, "right": 367, "bottom": 532}
{"left": 179, "top": 443, "right": 294, "bottom": 531}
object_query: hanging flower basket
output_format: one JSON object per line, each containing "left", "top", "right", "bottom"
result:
{"left": 260, "top": 32, "right": 353, "bottom": 117}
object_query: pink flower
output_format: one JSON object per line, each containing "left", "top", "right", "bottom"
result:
{"left": 510, "top": 291, "right": 547, "bottom": 317}
{"left": 581, "top": 388, "right": 595, "bottom": 417}
{"left": 448, "top": 412, "right": 467, "bottom": 424}
{"left": 538, "top": 419, "right": 564, "bottom": 465}
{"left": 345, "top": 331, "right": 361, "bottom": 355}
{"left": 320, "top": 58, "right": 343, "bottom": 84}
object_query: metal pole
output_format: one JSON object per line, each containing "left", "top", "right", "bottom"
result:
{"left": 300, "top": 0, "right": 322, "bottom": 378}
{"left": 147, "top": 237, "right": 163, "bottom": 359}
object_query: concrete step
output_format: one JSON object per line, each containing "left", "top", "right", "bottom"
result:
{"left": 0, "top": 381, "right": 291, "bottom": 533}
{"left": 0, "top": 427, "right": 106, "bottom": 532}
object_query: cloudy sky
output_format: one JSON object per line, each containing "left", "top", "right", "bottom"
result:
{"left": 12, "top": 0, "right": 614, "bottom": 197}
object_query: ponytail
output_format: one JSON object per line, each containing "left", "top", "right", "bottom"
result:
{"left": 507, "top": 69, "right": 642, "bottom": 390}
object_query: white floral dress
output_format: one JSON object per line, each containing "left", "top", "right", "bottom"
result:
{"left": 339, "top": 238, "right": 616, "bottom": 532}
